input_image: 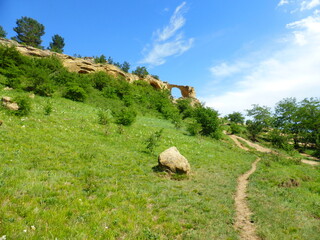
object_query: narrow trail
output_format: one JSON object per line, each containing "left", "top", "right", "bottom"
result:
{"left": 234, "top": 158, "right": 261, "bottom": 240}
{"left": 228, "top": 133, "right": 319, "bottom": 239}
{"left": 228, "top": 134, "right": 319, "bottom": 166}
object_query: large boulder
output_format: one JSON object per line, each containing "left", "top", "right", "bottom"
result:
{"left": 158, "top": 147, "right": 190, "bottom": 174}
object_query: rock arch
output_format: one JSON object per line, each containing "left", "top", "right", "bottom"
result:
{"left": 167, "top": 84, "right": 196, "bottom": 99}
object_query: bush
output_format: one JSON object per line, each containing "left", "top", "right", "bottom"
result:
{"left": 269, "top": 129, "right": 294, "bottom": 151}
{"left": 193, "top": 106, "right": 222, "bottom": 139}
{"left": 187, "top": 121, "right": 202, "bottom": 136}
{"left": 64, "top": 85, "right": 87, "bottom": 102}
{"left": 98, "top": 109, "right": 113, "bottom": 125}
{"left": 44, "top": 101, "right": 53, "bottom": 115}
{"left": 145, "top": 129, "right": 163, "bottom": 154}
{"left": 14, "top": 95, "right": 31, "bottom": 116}
{"left": 115, "top": 108, "right": 137, "bottom": 126}
{"left": 230, "top": 123, "right": 245, "bottom": 134}
{"left": 132, "top": 66, "right": 148, "bottom": 79}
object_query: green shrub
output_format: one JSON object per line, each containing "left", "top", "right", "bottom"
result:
{"left": 115, "top": 108, "right": 137, "bottom": 126}
{"left": 269, "top": 129, "right": 294, "bottom": 151}
{"left": 176, "top": 98, "right": 193, "bottom": 119}
{"left": 193, "top": 106, "right": 222, "bottom": 139}
{"left": 97, "top": 109, "right": 113, "bottom": 125}
{"left": 145, "top": 129, "right": 163, "bottom": 154}
{"left": 230, "top": 123, "right": 245, "bottom": 134}
{"left": 13, "top": 95, "right": 31, "bottom": 116}
{"left": 187, "top": 121, "right": 202, "bottom": 136}
{"left": 44, "top": 101, "right": 53, "bottom": 115}
{"left": 63, "top": 86, "right": 87, "bottom": 102}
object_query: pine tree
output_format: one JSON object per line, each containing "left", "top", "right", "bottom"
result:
{"left": 0, "top": 25, "right": 7, "bottom": 38}
{"left": 48, "top": 34, "right": 65, "bottom": 53}
{"left": 13, "top": 17, "right": 45, "bottom": 47}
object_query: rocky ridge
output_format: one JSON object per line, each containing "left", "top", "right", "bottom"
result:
{"left": 0, "top": 38, "right": 197, "bottom": 100}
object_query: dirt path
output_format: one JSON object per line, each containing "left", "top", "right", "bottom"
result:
{"left": 234, "top": 158, "right": 261, "bottom": 240}
{"left": 228, "top": 134, "right": 319, "bottom": 166}
{"left": 228, "top": 134, "right": 272, "bottom": 153}
{"left": 229, "top": 133, "right": 319, "bottom": 239}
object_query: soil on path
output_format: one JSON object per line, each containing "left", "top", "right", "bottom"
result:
{"left": 229, "top": 133, "right": 319, "bottom": 239}
{"left": 229, "top": 134, "right": 319, "bottom": 166}
{"left": 234, "top": 158, "right": 261, "bottom": 240}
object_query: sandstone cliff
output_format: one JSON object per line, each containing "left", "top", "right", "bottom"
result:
{"left": 0, "top": 38, "right": 197, "bottom": 100}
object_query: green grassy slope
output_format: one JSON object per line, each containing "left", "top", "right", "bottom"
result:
{"left": 0, "top": 90, "right": 257, "bottom": 239}
{"left": 249, "top": 154, "right": 320, "bottom": 240}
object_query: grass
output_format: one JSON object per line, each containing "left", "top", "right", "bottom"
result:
{"left": 0, "top": 89, "right": 256, "bottom": 239}
{"left": 1, "top": 88, "right": 319, "bottom": 239}
{"left": 248, "top": 154, "right": 320, "bottom": 240}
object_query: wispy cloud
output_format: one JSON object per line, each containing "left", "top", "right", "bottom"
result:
{"left": 301, "top": 0, "right": 320, "bottom": 10}
{"left": 278, "top": 0, "right": 289, "bottom": 7}
{"left": 140, "top": 2, "right": 194, "bottom": 67}
{"left": 210, "top": 61, "right": 251, "bottom": 77}
{"left": 204, "top": 12, "right": 320, "bottom": 115}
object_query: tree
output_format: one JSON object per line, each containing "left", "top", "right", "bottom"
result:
{"left": 246, "top": 104, "right": 272, "bottom": 141}
{"left": 121, "top": 61, "right": 130, "bottom": 73}
{"left": 132, "top": 66, "right": 149, "bottom": 78}
{"left": 246, "top": 104, "right": 272, "bottom": 128}
{"left": 94, "top": 54, "right": 106, "bottom": 64}
{"left": 13, "top": 17, "right": 45, "bottom": 47}
{"left": 193, "top": 106, "right": 222, "bottom": 139}
{"left": 48, "top": 34, "right": 65, "bottom": 53}
{"left": 0, "top": 25, "right": 7, "bottom": 38}
{"left": 227, "top": 111, "right": 245, "bottom": 124}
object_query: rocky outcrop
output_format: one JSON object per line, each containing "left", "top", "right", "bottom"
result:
{"left": 167, "top": 84, "right": 196, "bottom": 98}
{"left": 0, "top": 38, "right": 198, "bottom": 99}
{"left": 158, "top": 147, "right": 191, "bottom": 174}
{"left": 2, "top": 96, "right": 19, "bottom": 111}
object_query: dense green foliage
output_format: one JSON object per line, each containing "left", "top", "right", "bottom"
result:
{"left": 193, "top": 106, "right": 222, "bottom": 139}
{"left": 227, "top": 111, "right": 245, "bottom": 124}
{"left": 0, "top": 45, "right": 222, "bottom": 139}
{"left": 48, "top": 34, "right": 65, "bottom": 53}
{"left": 94, "top": 54, "right": 107, "bottom": 64}
{"left": 13, "top": 16, "right": 45, "bottom": 47}
{"left": 245, "top": 99, "right": 320, "bottom": 156}
{"left": 132, "top": 66, "right": 149, "bottom": 78}
{"left": 0, "top": 25, "right": 7, "bottom": 38}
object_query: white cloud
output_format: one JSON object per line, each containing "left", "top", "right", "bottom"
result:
{"left": 301, "top": 0, "right": 320, "bottom": 11}
{"left": 140, "top": 2, "right": 194, "bottom": 66}
{"left": 210, "top": 61, "right": 251, "bottom": 77}
{"left": 203, "top": 14, "right": 320, "bottom": 116}
{"left": 278, "top": 0, "right": 289, "bottom": 7}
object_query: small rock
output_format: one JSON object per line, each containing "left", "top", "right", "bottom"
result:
{"left": 158, "top": 147, "right": 191, "bottom": 174}
{"left": 4, "top": 87, "right": 13, "bottom": 91}
{"left": 29, "top": 93, "right": 35, "bottom": 99}
{"left": 1, "top": 96, "right": 12, "bottom": 102}
{"left": 1, "top": 96, "right": 19, "bottom": 110}
{"left": 5, "top": 102, "right": 19, "bottom": 111}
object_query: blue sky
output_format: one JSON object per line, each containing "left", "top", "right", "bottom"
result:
{"left": 1, "top": 0, "right": 319, "bottom": 115}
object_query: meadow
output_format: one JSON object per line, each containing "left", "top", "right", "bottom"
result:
{"left": 0, "top": 90, "right": 256, "bottom": 239}
{"left": 0, "top": 44, "right": 319, "bottom": 239}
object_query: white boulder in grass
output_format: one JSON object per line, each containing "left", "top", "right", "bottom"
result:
{"left": 158, "top": 147, "right": 191, "bottom": 174}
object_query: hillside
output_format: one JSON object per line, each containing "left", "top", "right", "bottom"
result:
{"left": 0, "top": 38, "right": 197, "bottom": 101}
{"left": 0, "top": 42, "right": 319, "bottom": 239}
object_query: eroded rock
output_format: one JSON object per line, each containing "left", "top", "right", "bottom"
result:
{"left": 2, "top": 96, "right": 19, "bottom": 110}
{"left": 158, "top": 147, "right": 191, "bottom": 174}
